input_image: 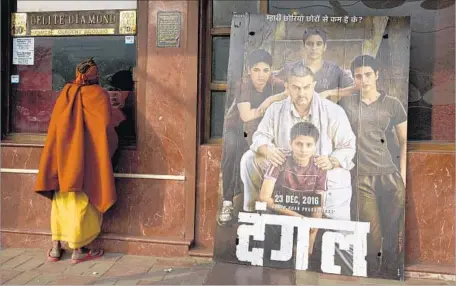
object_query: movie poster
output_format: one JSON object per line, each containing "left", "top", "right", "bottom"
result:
{"left": 213, "top": 14, "right": 410, "bottom": 280}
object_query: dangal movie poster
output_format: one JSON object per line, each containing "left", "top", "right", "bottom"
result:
{"left": 213, "top": 13, "right": 410, "bottom": 280}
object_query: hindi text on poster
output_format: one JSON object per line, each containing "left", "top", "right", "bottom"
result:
{"left": 236, "top": 212, "right": 370, "bottom": 276}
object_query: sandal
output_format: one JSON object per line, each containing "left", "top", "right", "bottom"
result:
{"left": 71, "top": 248, "right": 104, "bottom": 264}
{"left": 47, "top": 248, "right": 63, "bottom": 262}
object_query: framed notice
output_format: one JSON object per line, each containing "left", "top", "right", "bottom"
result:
{"left": 156, "top": 11, "right": 181, "bottom": 48}
{"left": 213, "top": 14, "right": 410, "bottom": 281}
{"left": 13, "top": 38, "right": 34, "bottom": 65}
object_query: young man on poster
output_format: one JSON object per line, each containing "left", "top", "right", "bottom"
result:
{"left": 275, "top": 27, "right": 355, "bottom": 100}
{"left": 338, "top": 55, "right": 407, "bottom": 278}
{"left": 240, "top": 63, "right": 356, "bottom": 273}
{"left": 218, "top": 49, "right": 286, "bottom": 225}
{"left": 259, "top": 122, "right": 327, "bottom": 257}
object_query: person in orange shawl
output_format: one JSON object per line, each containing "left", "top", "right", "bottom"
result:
{"left": 34, "top": 58, "right": 118, "bottom": 264}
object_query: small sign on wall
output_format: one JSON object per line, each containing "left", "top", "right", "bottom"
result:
{"left": 125, "top": 35, "right": 135, "bottom": 44}
{"left": 156, "top": 11, "right": 181, "bottom": 48}
{"left": 13, "top": 38, "right": 34, "bottom": 65}
{"left": 11, "top": 75, "right": 20, "bottom": 83}
{"left": 11, "top": 13, "right": 27, "bottom": 36}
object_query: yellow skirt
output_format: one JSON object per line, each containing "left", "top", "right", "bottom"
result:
{"left": 51, "top": 191, "right": 102, "bottom": 249}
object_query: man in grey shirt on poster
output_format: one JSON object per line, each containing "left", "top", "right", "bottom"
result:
{"left": 241, "top": 62, "right": 356, "bottom": 220}
{"left": 275, "top": 27, "right": 356, "bottom": 101}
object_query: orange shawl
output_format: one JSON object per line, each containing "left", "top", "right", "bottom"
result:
{"left": 34, "top": 82, "right": 118, "bottom": 213}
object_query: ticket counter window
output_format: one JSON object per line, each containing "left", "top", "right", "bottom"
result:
{"left": 10, "top": 35, "right": 137, "bottom": 145}
{"left": 2, "top": 0, "right": 138, "bottom": 146}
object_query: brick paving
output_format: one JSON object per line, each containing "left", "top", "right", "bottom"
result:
{"left": 0, "top": 248, "right": 454, "bottom": 285}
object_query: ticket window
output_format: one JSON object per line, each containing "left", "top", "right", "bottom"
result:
{"left": 2, "top": 1, "right": 138, "bottom": 147}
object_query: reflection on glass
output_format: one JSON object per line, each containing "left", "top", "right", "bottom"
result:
{"left": 212, "top": 37, "right": 230, "bottom": 82}
{"left": 10, "top": 36, "right": 137, "bottom": 144}
{"left": 268, "top": 0, "right": 455, "bottom": 141}
{"left": 211, "top": 91, "right": 226, "bottom": 138}
{"left": 212, "top": 0, "right": 259, "bottom": 27}
{"left": 51, "top": 36, "right": 136, "bottom": 91}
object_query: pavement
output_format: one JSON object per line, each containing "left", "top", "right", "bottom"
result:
{"left": 1, "top": 248, "right": 455, "bottom": 285}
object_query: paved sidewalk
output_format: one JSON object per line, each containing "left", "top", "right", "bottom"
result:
{"left": 1, "top": 248, "right": 454, "bottom": 285}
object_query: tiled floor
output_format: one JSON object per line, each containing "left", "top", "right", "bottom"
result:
{"left": 0, "top": 248, "right": 454, "bottom": 285}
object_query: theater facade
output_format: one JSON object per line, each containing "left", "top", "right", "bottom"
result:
{"left": 1, "top": 0, "right": 454, "bottom": 278}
